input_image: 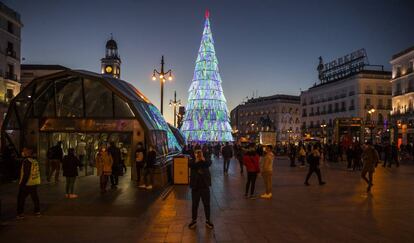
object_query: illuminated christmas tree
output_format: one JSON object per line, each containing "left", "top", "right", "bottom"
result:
{"left": 181, "top": 10, "right": 233, "bottom": 142}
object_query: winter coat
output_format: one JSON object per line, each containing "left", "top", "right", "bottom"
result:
{"left": 146, "top": 150, "right": 157, "bottom": 168}
{"left": 362, "top": 146, "right": 379, "bottom": 172}
{"left": 222, "top": 145, "right": 233, "bottom": 159}
{"left": 96, "top": 151, "right": 113, "bottom": 176}
{"left": 62, "top": 154, "right": 81, "bottom": 177}
{"left": 243, "top": 154, "right": 260, "bottom": 173}
{"left": 261, "top": 152, "right": 274, "bottom": 173}
{"left": 108, "top": 145, "right": 122, "bottom": 176}
{"left": 189, "top": 159, "right": 212, "bottom": 189}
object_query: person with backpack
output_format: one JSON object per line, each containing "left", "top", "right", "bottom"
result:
{"left": 298, "top": 144, "right": 306, "bottom": 167}
{"left": 47, "top": 141, "right": 63, "bottom": 183}
{"left": 304, "top": 144, "right": 326, "bottom": 186}
{"left": 17, "top": 147, "right": 41, "bottom": 219}
{"left": 243, "top": 143, "right": 260, "bottom": 199}
{"left": 62, "top": 148, "right": 82, "bottom": 198}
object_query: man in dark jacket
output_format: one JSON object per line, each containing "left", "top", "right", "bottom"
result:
{"left": 108, "top": 142, "right": 122, "bottom": 188}
{"left": 222, "top": 142, "right": 233, "bottom": 175}
{"left": 47, "top": 141, "right": 63, "bottom": 183}
{"left": 144, "top": 146, "right": 157, "bottom": 190}
{"left": 188, "top": 150, "right": 213, "bottom": 229}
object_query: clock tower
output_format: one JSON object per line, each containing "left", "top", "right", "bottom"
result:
{"left": 101, "top": 35, "right": 121, "bottom": 79}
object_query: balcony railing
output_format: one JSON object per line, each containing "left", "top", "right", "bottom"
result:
{"left": 365, "top": 90, "right": 373, "bottom": 94}
{"left": 377, "top": 105, "right": 385, "bottom": 110}
{"left": 393, "top": 90, "right": 402, "bottom": 96}
{"left": 5, "top": 72, "right": 17, "bottom": 81}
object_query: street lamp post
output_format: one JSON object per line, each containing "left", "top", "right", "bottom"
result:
{"left": 287, "top": 128, "right": 293, "bottom": 144}
{"left": 152, "top": 56, "right": 173, "bottom": 115}
{"left": 320, "top": 123, "right": 327, "bottom": 144}
{"left": 367, "top": 107, "right": 376, "bottom": 142}
{"left": 169, "top": 91, "right": 181, "bottom": 127}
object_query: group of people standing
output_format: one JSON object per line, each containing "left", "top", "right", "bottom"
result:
{"left": 134, "top": 142, "right": 157, "bottom": 189}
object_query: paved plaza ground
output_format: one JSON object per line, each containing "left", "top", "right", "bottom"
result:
{"left": 0, "top": 156, "right": 413, "bottom": 243}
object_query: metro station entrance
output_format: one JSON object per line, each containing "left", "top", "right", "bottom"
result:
{"left": 38, "top": 132, "right": 133, "bottom": 178}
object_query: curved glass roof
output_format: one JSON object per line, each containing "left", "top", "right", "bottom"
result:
{"left": 2, "top": 69, "right": 183, "bottom": 154}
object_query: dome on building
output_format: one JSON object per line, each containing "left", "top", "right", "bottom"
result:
{"left": 106, "top": 39, "right": 118, "bottom": 49}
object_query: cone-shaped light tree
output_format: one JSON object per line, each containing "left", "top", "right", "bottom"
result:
{"left": 181, "top": 10, "right": 233, "bottom": 142}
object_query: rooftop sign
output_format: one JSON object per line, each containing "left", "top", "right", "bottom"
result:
{"left": 317, "top": 48, "right": 369, "bottom": 83}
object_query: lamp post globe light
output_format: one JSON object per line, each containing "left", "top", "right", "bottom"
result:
{"left": 287, "top": 128, "right": 293, "bottom": 144}
{"left": 169, "top": 91, "right": 181, "bottom": 127}
{"left": 152, "top": 56, "right": 173, "bottom": 115}
{"left": 320, "top": 123, "right": 327, "bottom": 144}
{"left": 367, "top": 106, "right": 376, "bottom": 142}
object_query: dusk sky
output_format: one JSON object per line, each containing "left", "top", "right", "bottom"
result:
{"left": 4, "top": 0, "right": 414, "bottom": 123}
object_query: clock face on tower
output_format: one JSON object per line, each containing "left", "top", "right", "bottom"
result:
{"left": 105, "top": 65, "right": 113, "bottom": 74}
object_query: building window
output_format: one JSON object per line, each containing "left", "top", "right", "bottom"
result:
{"left": 365, "top": 98, "right": 371, "bottom": 107}
{"left": 378, "top": 99, "right": 383, "bottom": 109}
{"left": 7, "top": 21, "right": 14, "bottom": 34}
{"left": 377, "top": 86, "right": 384, "bottom": 95}
{"left": 365, "top": 85, "right": 373, "bottom": 94}
{"left": 341, "top": 101, "right": 346, "bottom": 111}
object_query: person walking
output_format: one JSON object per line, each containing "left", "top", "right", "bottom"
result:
{"left": 235, "top": 143, "right": 245, "bottom": 174}
{"left": 298, "top": 144, "right": 306, "bottom": 167}
{"left": 47, "top": 141, "right": 63, "bottom": 183}
{"left": 243, "top": 144, "right": 260, "bottom": 199}
{"left": 391, "top": 142, "right": 400, "bottom": 167}
{"left": 135, "top": 142, "right": 146, "bottom": 188}
{"left": 62, "top": 148, "right": 82, "bottom": 199}
{"left": 108, "top": 142, "right": 122, "bottom": 189}
{"left": 76, "top": 139, "right": 87, "bottom": 171}
{"left": 346, "top": 145, "right": 354, "bottom": 170}
{"left": 96, "top": 145, "right": 113, "bottom": 193}
{"left": 144, "top": 145, "right": 156, "bottom": 190}
{"left": 304, "top": 144, "right": 326, "bottom": 186}
{"left": 188, "top": 149, "right": 214, "bottom": 229}
{"left": 17, "top": 147, "right": 41, "bottom": 219}
{"left": 288, "top": 144, "right": 296, "bottom": 167}
{"left": 353, "top": 142, "right": 363, "bottom": 171}
{"left": 361, "top": 141, "right": 380, "bottom": 193}
{"left": 261, "top": 145, "right": 274, "bottom": 199}
{"left": 222, "top": 142, "right": 233, "bottom": 175}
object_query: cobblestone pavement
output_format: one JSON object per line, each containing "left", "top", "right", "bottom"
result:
{"left": 1, "top": 156, "right": 413, "bottom": 243}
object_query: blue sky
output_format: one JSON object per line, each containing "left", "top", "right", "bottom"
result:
{"left": 5, "top": 0, "right": 414, "bottom": 123}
